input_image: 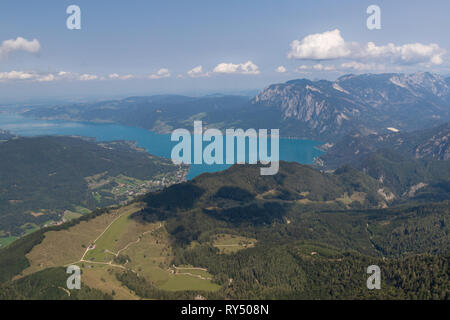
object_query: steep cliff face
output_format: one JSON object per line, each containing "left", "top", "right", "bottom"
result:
{"left": 253, "top": 79, "right": 367, "bottom": 138}
{"left": 252, "top": 72, "right": 450, "bottom": 140}
{"left": 414, "top": 122, "right": 450, "bottom": 160}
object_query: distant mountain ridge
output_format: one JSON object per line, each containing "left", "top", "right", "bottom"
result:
{"left": 319, "top": 121, "right": 450, "bottom": 169}
{"left": 253, "top": 72, "right": 450, "bottom": 139}
{"left": 22, "top": 72, "right": 450, "bottom": 142}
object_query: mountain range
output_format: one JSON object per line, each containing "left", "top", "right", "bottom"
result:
{"left": 22, "top": 72, "right": 450, "bottom": 142}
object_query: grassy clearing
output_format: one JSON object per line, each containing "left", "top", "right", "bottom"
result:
{"left": 124, "top": 227, "right": 172, "bottom": 286}
{"left": 74, "top": 206, "right": 91, "bottom": 214}
{"left": 0, "top": 236, "right": 18, "bottom": 248}
{"left": 173, "top": 266, "right": 211, "bottom": 278}
{"left": 295, "top": 242, "right": 343, "bottom": 260}
{"left": 76, "top": 263, "right": 140, "bottom": 300}
{"left": 123, "top": 225, "right": 220, "bottom": 292}
{"left": 336, "top": 192, "right": 366, "bottom": 205}
{"left": 20, "top": 212, "right": 120, "bottom": 277}
{"left": 15, "top": 201, "right": 221, "bottom": 297}
{"left": 21, "top": 204, "right": 142, "bottom": 277}
{"left": 159, "top": 274, "right": 221, "bottom": 292}
{"left": 83, "top": 203, "right": 145, "bottom": 262}
{"left": 212, "top": 234, "right": 257, "bottom": 254}
{"left": 63, "top": 210, "right": 83, "bottom": 221}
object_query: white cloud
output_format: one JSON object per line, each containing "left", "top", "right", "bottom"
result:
{"left": 0, "top": 37, "right": 41, "bottom": 60}
{"left": 359, "top": 42, "right": 446, "bottom": 65}
{"left": 213, "top": 61, "right": 260, "bottom": 75}
{"left": 0, "top": 71, "right": 35, "bottom": 81}
{"left": 288, "top": 29, "right": 446, "bottom": 66}
{"left": 36, "top": 74, "right": 55, "bottom": 82}
{"left": 109, "top": 73, "right": 134, "bottom": 80}
{"left": 340, "top": 61, "right": 386, "bottom": 71}
{"left": 276, "top": 66, "right": 287, "bottom": 73}
{"left": 0, "top": 71, "right": 59, "bottom": 82}
{"left": 187, "top": 65, "right": 209, "bottom": 78}
{"left": 149, "top": 68, "right": 171, "bottom": 79}
{"left": 78, "top": 73, "right": 98, "bottom": 81}
{"left": 288, "top": 29, "right": 351, "bottom": 60}
{"left": 0, "top": 70, "right": 105, "bottom": 82}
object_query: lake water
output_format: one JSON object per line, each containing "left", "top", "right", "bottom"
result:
{"left": 0, "top": 113, "right": 324, "bottom": 179}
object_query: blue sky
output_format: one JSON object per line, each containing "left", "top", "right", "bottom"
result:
{"left": 0, "top": 0, "right": 449, "bottom": 102}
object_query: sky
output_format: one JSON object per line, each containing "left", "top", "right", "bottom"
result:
{"left": 0, "top": 0, "right": 450, "bottom": 103}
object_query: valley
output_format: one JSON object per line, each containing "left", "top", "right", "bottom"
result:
{"left": 0, "top": 73, "right": 448, "bottom": 300}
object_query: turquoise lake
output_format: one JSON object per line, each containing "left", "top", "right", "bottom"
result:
{"left": 0, "top": 113, "right": 324, "bottom": 179}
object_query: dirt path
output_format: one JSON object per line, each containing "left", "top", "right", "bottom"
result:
{"left": 78, "top": 211, "right": 124, "bottom": 262}
{"left": 66, "top": 221, "right": 162, "bottom": 272}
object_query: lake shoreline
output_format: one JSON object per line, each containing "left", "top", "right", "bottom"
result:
{"left": 0, "top": 113, "right": 325, "bottom": 180}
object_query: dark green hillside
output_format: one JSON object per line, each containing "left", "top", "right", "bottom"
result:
{"left": 171, "top": 244, "right": 449, "bottom": 299}
{"left": 0, "top": 161, "right": 448, "bottom": 299}
{"left": 136, "top": 161, "right": 448, "bottom": 256}
{"left": 0, "top": 136, "right": 187, "bottom": 240}
{"left": 137, "top": 161, "right": 392, "bottom": 244}
{"left": 339, "top": 149, "right": 450, "bottom": 204}
{"left": 0, "top": 267, "right": 112, "bottom": 300}
{"left": 366, "top": 202, "right": 450, "bottom": 256}
{"left": 143, "top": 161, "right": 389, "bottom": 209}
{"left": 134, "top": 162, "right": 449, "bottom": 299}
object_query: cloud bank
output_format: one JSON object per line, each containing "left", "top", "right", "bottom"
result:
{"left": 149, "top": 68, "right": 171, "bottom": 79}
{"left": 213, "top": 61, "right": 260, "bottom": 75}
{"left": 0, "top": 37, "right": 40, "bottom": 60}
{"left": 288, "top": 29, "right": 446, "bottom": 66}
